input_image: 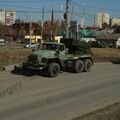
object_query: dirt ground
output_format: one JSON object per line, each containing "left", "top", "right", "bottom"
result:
{"left": 0, "top": 48, "right": 32, "bottom": 66}
{"left": 73, "top": 102, "right": 120, "bottom": 120}
{"left": 92, "top": 48, "right": 120, "bottom": 62}
{"left": 0, "top": 48, "right": 120, "bottom": 66}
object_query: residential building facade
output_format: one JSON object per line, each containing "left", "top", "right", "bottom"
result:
{"left": 94, "top": 13, "right": 110, "bottom": 28}
{"left": 111, "top": 18, "right": 120, "bottom": 27}
{"left": 0, "top": 9, "right": 16, "bottom": 26}
{"left": 94, "top": 13, "right": 103, "bottom": 28}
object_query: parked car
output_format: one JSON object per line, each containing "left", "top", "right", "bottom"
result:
{"left": 0, "top": 39, "right": 5, "bottom": 46}
{"left": 116, "top": 38, "right": 120, "bottom": 48}
{"left": 24, "top": 43, "right": 39, "bottom": 48}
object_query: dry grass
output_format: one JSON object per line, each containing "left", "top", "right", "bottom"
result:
{"left": 92, "top": 48, "right": 120, "bottom": 62}
{"left": 0, "top": 48, "right": 120, "bottom": 66}
{"left": 73, "top": 102, "right": 120, "bottom": 120}
{"left": 0, "top": 48, "right": 31, "bottom": 66}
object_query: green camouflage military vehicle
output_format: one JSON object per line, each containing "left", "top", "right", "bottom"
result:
{"left": 14, "top": 40, "right": 93, "bottom": 77}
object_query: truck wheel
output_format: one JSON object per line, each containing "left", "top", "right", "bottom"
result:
{"left": 48, "top": 62, "right": 60, "bottom": 77}
{"left": 84, "top": 59, "right": 92, "bottom": 72}
{"left": 73, "top": 60, "right": 84, "bottom": 73}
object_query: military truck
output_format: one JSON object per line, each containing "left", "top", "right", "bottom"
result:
{"left": 14, "top": 40, "right": 93, "bottom": 77}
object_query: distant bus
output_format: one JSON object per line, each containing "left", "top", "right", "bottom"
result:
{"left": 0, "top": 39, "right": 5, "bottom": 46}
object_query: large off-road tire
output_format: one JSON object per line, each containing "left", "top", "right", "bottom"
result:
{"left": 84, "top": 59, "right": 92, "bottom": 72}
{"left": 73, "top": 60, "right": 84, "bottom": 73}
{"left": 48, "top": 62, "right": 60, "bottom": 77}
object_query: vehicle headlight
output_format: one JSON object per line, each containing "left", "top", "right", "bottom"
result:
{"left": 28, "top": 54, "right": 38, "bottom": 62}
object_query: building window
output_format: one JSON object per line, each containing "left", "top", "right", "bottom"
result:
{"left": 10, "top": 13, "right": 14, "bottom": 16}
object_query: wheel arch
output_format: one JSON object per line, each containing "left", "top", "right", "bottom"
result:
{"left": 47, "top": 58, "right": 63, "bottom": 68}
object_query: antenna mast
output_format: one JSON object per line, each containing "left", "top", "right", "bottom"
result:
{"left": 81, "top": 0, "right": 86, "bottom": 28}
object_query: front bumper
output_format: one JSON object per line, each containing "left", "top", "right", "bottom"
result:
{"left": 22, "top": 62, "right": 47, "bottom": 70}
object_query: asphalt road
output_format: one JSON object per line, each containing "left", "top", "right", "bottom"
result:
{"left": 0, "top": 63, "right": 120, "bottom": 120}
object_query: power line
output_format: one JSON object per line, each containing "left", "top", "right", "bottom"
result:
{"left": 74, "top": 3, "right": 120, "bottom": 13}
{"left": 1, "top": 1, "right": 119, "bottom": 14}
{"left": 0, "top": 0, "right": 50, "bottom": 2}
{"left": 0, "top": 3, "right": 42, "bottom": 10}
{"left": 17, "top": 10, "right": 94, "bottom": 25}
{"left": 0, "top": 1, "right": 97, "bottom": 24}
{"left": 16, "top": 10, "right": 63, "bottom": 13}
{"left": 0, "top": 0, "right": 65, "bottom": 3}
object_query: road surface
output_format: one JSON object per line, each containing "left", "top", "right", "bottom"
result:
{"left": 0, "top": 63, "right": 120, "bottom": 120}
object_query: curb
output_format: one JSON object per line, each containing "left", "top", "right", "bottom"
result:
{"left": 4, "top": 65, "right": 15, "bottom": 71}
{"left": 0, "top": 64, "right": 19, "bottom": 71}
{"left": 0, "top": 67, "right": 5, "bottom": 71}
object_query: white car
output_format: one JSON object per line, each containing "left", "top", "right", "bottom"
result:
{"left": 0, "top": 39, "right": 5, "bottom": 46}
{"left": 116, "top": 38, "right": 120, "bottom": 48}
{"left": 24, "top": 43, "right": 39, "bottom": 48}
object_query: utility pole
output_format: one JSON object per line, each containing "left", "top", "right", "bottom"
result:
{"left": 51, "top": 8, "right": 54, "bottom": 41}
{"left": 70, "top": 1, "right": 74, "bottom": 21}
{"left": 30, "top": 16, "right": 32, "bottom": 47}
{"left": 41, "top": 7, "right": 44, "bottom": 40}
{"left": 65, "top": 0, "right": 70, "bottom": 38}
{"left": 81, "top": 0, "right": 86, "bottom": 28}
{"left": 83, "top": 0, "right": 86, "bottom": 27}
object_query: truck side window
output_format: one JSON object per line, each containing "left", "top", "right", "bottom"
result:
{"left": 59, "top": 45, "right": 64, "bottom": 51}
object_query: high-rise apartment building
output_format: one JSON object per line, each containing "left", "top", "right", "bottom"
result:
{"left": 94, "top": 13, "right": 110, "bottom": 28}
{"left": 94, "top": 13, "right": 103, "bottom": 28}
{"left": 111, "top": 18, "right": 120, "bottom": 26}
{"left": 0, "top": 9, "right": 16, "bottom": 26}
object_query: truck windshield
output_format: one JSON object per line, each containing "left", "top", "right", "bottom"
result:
{"left": 42, "top": 43, "right": 58, "bottom": 50}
